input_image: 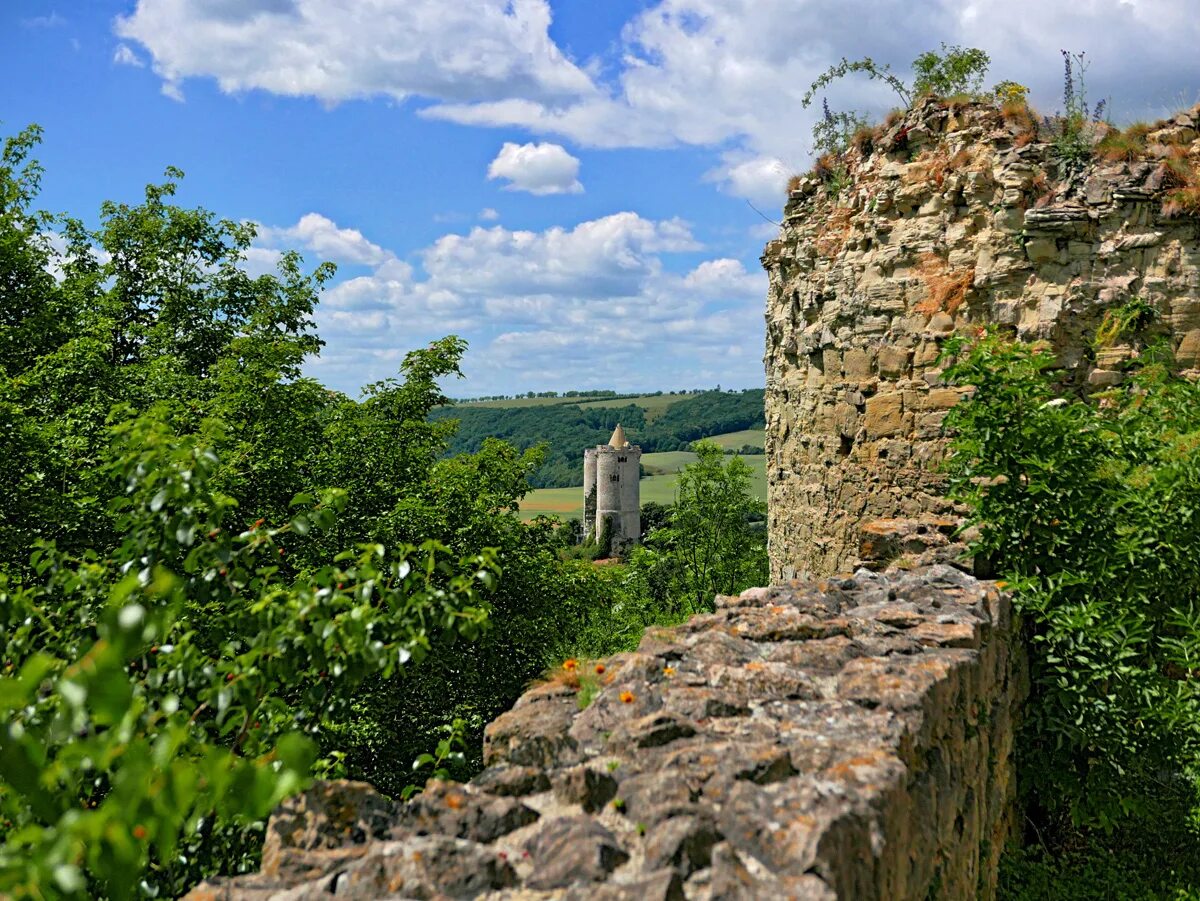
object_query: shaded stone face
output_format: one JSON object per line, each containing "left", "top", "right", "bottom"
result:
{"left": 185, "top": 566, "right": 1025, "bottom": 901}
{"left": 763, "top": 97, "right": 1200, "bottom": 578}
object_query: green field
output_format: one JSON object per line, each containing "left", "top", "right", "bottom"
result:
{"left": 575, "top": 393, "right": 697, "bottom": 423}
{"left": 520, "top": 454, "right": 767, "bottom": 521}
{"left": 706, "top": 428, "right": 766, "bottom": 449}
{"left": 640, "top": 451, "right": 698, "bottom": 475}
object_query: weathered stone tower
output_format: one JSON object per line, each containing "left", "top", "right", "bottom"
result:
{"left": 763, "top": 96, "right": 1200, "bottom": 579}
{"left": 583, "top": 425, "right": 641, "bottom": 554}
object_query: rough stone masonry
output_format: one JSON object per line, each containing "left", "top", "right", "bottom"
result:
{"left": 187, "top": 566, "right": 1024, "bottom": 900}
{"left": 764, "top": 96, "right": 1200, "bottom": 578}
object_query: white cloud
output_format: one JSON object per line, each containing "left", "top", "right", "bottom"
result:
{"left": 425, "top": 0, "right": 1200, "bottom": 164}
{"left": 710, "top": 154, "right": 789, "bottom": 207}
{"left": 240, "top": 246, "right": 284, "bottom": 277}
{"left": 479, "top": 208, "right": 500, "bottom": 221}
{"left": 252, "top": 210, "right": 762, "bottom": 394}
{"left": 421, "top": 213, "right": 697, "bottom": 298}
{"left": 256, "top": 213, "right": 395, "bottom": 267}
{"left": 111, "top": 0, "right": 1200, "bottom": 212}
{"left": 682, "top": 258, "right": 761, "bottom": 297}
{"left": 487, "top": 142, "right": 583, "bottom": 195}
{"left": 115, "top": 0, "right": 595, "bottom": 107}
{"left": 113, "top": 44, "right": 145, "bottom": 67}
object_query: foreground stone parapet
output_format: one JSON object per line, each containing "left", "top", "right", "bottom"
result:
{"left": 187, "top": 566, "right": 1024, "bottom": 900}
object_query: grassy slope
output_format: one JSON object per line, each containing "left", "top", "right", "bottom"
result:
{"left": 641, "top": 451, "right": 698, "bottom": 475}
{"left": 706, "top": 428, "right": 766, "bottom": 449}
{"left": 575, "top": 393, "right": 697, "bottom": 424}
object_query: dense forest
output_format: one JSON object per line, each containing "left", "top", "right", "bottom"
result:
{"left": 0, "top": 126, "right": 768, "bottom": 898}
{"left": 434, "top": 388, "right": 766, "bottom": 488}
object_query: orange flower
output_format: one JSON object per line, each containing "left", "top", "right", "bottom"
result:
{"left": 594, "top": 664, "right": 606, "bottom": 675}
{"left": 563, "top": 659, "right": 579, "bottom": 672}
{"left": 133, "top": 825, "right": 147, "bottom": 840}
{"left": 663, "top": 666, "right": 676, "bottom": 677}
{"left": 619, "top": 691, "right": 635, "bottom": 704}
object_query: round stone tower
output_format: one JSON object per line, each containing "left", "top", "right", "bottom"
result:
{"left": 583, "top": 424, "right": 641, "bottom": 554}
{"left": 583, "top": 448, "right": 598, "bottom": 536}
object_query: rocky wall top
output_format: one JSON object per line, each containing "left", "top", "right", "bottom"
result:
{"left": 764, "top": 96, "right": 1200, "bottom": 577}
{"left": 187, "top": 565, "right": 1023, "bottom": 901}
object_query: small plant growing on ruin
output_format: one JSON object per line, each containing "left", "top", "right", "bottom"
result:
{"left": 808, "top": 100, "right": 867, "bottom": 195}
{"left": 803, "top": 57, "right": 912, "bottom": 109}
{"left": 1157, "top": 145, "right": 1200, "bottom": 217}
{"left": 1045, "top": 50, "right": 1109, "bottom": 174}
{"left": 1096, "top": 123, "right": 1151, "bottom": 162}
{"left": 911, "top": 44, "right": 991, "bottom": 98}
{"left": 803, "top": 45, "right": 991, "bottom": 112}
{"left": 993, "top": 80, "right": 1030, "bottom": 105}
{"left": 914, "top": 253, "right": 974, "bottom": 317}
{"left": 1093, "top": 296, "right": 1156, "bottom": 350}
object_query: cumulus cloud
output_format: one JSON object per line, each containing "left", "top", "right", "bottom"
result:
{"left": 255, "top": 213, "right": 395, "bottom": 267}
{"left": 479, "top": 208, "right": 500, "bottom": 221}
{"left": 426, "top": 0, "right": 1200, "bottom": 187}
{"left": 252, "top": 210, "right": 763, "bottom": 394}
{"left": 487, "top": 142, "right": 583, "bottom": 195}
{"left": 710, "top": 154, "right": 790, "bottom": 206}
{"left": 114, "top": 0, "right": 595, "bottom": 106}
{"left": 422, "top": 213, "right": 697, "bottom": 298}
{"left": 112, "top": 0, "right": 1200, "bottom": 212}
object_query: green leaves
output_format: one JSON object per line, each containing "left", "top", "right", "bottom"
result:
{"left": 943, "top": 334, "right": 1200, "bottom": 830}
{"left": 0, "top": 412, "right": 497, "bottom": 898}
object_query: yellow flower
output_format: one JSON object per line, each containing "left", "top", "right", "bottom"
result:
{"left": 663, "top": 666, "right": 676, "bottom": 677}
{"left": 563, "top": 659, "right": 578, "bottom": 672}
{"left": 619, "top": 691, "right": 635, "bottom": 704}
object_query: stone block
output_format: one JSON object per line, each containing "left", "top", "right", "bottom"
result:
{"left": 842, "top": 347, "right": 874, "bottom": 379}
{"left": 1177, "top": 330, "right": 1200, "bottom": 368}
{"left": 876, "top": 345, "right": 911, "bottom": 378}
{"left": 864, "top": 393, "right": 904, "bottom": 437}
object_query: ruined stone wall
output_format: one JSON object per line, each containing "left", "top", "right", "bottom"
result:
{"left": 764, "top": 98, "right": 1200, "bottom": 578}
{"left": 188, "top": 566, "right": 1024, "bottom": 901}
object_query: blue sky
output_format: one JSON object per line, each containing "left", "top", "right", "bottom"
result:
{"left": 4, "top": 1, "right": 1199, "bottom": 397}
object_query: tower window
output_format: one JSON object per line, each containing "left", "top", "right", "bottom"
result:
{"left": 610, "top": 474, "right": 620, "bottom": 482}
{"left": 617, "top": 456, "right": 627, "bottom": 462}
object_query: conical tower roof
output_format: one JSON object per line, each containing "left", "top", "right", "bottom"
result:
{"left": 609, "top": 423, "right": 629, "bottom": 448}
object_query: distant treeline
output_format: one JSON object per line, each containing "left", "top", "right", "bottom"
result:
{"left": 451, "top": 388, "right": 713, "bottom": 403}
{"left": 432, "top": 389, "right": 765, "bottom": 488}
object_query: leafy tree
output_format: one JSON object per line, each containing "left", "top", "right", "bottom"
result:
{"left": 640, "top": 441, "right": 767, "bottom": 610}
{"left": 0, "top": 412, "right": 495, "bottom": 898}
{"left": 0, "top": 125, "right": 650, "bottom": 896}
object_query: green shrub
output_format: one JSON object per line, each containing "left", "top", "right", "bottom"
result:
{"left": 0, "top": 412, "right": 495, "bottom": 898}
{"left": 942, "top": 332, "right": 1200, "bottom": 831}
{"left": 912, "top": 44, "right": 991, "bottom": 98}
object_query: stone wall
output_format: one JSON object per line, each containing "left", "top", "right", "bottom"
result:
{"left": 764, "top": 97, "right": 1200, "bottom": 578}
{"left": 187, "top": 566, "right": 1024, "bottom": 901}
